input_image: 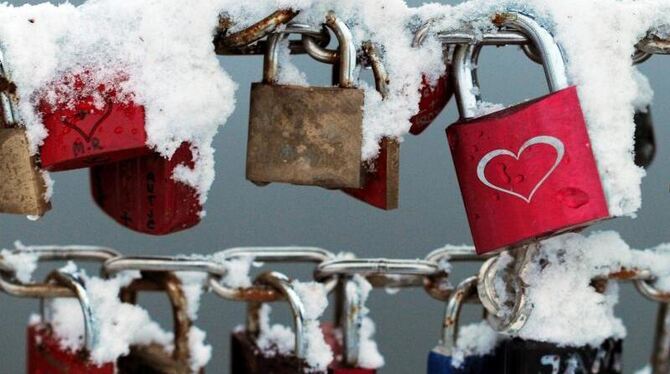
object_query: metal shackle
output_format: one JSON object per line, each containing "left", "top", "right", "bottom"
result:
{"left": 246, "top": 271, "right": 308, "bottom": 359}
{"left": 453, "top": 12, "right": 569, "bottom": 120}
{"left": 0, "top": 49, "right": 18, "bottom": 126}
{"left": 43, "top": 269, "right": 99, "bottom": 353}
{"left": 437, "top": 276, "right": 479, "bottom": 356}
{"left": 340, "top": 276, "right": 368, "bottom": 367}
{"left": 264, "top": 11, "right": 356, "bottom": 88}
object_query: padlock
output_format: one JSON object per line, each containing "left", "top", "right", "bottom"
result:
{"left": 633, "top": 106, "right": 656, "bottom": 168}
{"left": 246, "top": 12, "right": 366, "bottom": 189}
{"left": 28, "top": 269, "right": 115, "bottom": 373}
{"left": 327, "top": 277, "right": 377, "bottom": 374}
{"left": 427, "top": 276, "right": 501, "bottom": 374}
{"left": 342, "top": 41, "right": 399, "bottom": 210}
{"left": 410, "top": 22, "right": 452, "bottom": 136}
{"left": 231, "top": 271, "right": 325, "bottom": 373}
{"left": 116, "top": 271, "right": 204, "bottom": 373}
{"left": 38, "top": 70, "right": 148, "bottom": 171}
{"left": 446, "top": 13, "right": 609, "bottom": 254}
{"left": 502, "top": 338, "right": 622, "bottom": 373}
{"left": 90, "top": 142, "right": 201, "bottom": 235}
{"left": 0, "top": 52, "right": 50, "bottom": 216}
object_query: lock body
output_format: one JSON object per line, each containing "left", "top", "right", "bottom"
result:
{"left": 39, "top": 72, "right": 148, "bottom": 171}
{"left": 502, "top": 338, "right": 622, "bottom": 373}
{"left": 427, "top": 345, "right": 503, "bottom": 374}
{"left": 0, "top": 128, "right": 50, "bottom": 215}
{"left": 90, "top": 142, "right": 201, "bottom": 235}
{"left": 231, "top": 330, "right": 309, "bottom": 374}
{"left": 343, "top": 138, "right": 399, "bottom": 210}
{"left": 247, "top": 83, "right": 365, "bottom": 189}
{"left": 410, "top": 74, "right": 451, "bottom": 135}
{"left": 322, "top": 323, "right": 376, "bottom": 374}
{"left": 27, "top": 324, "right": 114, "bottom": 374}
{"left": 447, "top": 87, "right": 609, "bottom": 254}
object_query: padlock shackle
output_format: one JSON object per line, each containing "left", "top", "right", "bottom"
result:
{"left": 341, "top": 277, "right": 366, "bottom": 367}
{"left": 246, "top": 271, "right": 308, "bottom": 359}
{"left": 0, "top": 49, "right": 18, "bottom": 126}
{"left": 120, "top": 272, "right": 192, "bottom": 363}
{"left": 43, "top": 269, "right": 99, "bottom": 353}
{"left": 439, "top": 276, "right": 478, "bottom": 356}
{"left": 454, "top": 12, "right": 569, "bottom": 119}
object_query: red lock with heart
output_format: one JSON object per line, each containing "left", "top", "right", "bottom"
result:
{"left": 90, "top": 142, "right": 201, "bottom": 235}
{"left": 409, "top": 21, "right": 452, "bottom": 136}
{"left": 38, "top": 70, "right": 148, "bottom": 171}
{"left": 446, "top": 13, "right": 609, "bottom": 254}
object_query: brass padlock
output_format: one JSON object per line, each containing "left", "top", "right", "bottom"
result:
{"left": 246, "top": 12, "right": 365, "bottom": 189}
{"left": 116, "top": 272, "right": 203, "bottom": 374}
{"left": 0, "top": 52, "right": 50, "bottom": 216}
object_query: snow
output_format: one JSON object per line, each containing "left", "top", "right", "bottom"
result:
{"left": 211, "top": 252, "right": 254, "bottom": 288}
{"left": 451, "top": 321, "right": 501, "bottom": 368}
{"left": 175, "top": 271, "right": 208, "bottom": 320}
{"left": 635, "top": 365, "right": 651, "bottom": 374}
{"left": 0, "top": 241, "right": 39, "bottom": 283}
{"left": 188, "top": 326, "right": 212, "bottom": 372}
{"left": 346, "top": 275, "right": 384, "bottom": 369}
{"left": 256, "top": 304, "right": 296, "bottom": 357}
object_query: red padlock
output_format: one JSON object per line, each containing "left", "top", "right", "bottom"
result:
{"left": 38, "top": 70, "right": 148, "bottom": 171}
{"left": 90, "top": 142, "right": 201, "bottom": 235}
{"left": 409, "top": 21, "right": 452, "bottom": 135}
{"left": 28, "top": 269, "right": 115, "bottom": 374}
{"left": 446, "top": 13, "right": 609, "bottom": 254}
{"left": 342, "top": 42, "right": 399, "bottom": 210}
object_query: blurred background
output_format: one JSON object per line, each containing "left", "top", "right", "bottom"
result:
{"left": 1, "top": 0, "right": 668, "bottom": 372}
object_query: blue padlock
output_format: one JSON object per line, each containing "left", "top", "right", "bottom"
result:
{"left": 427, "top": 276, "right": 502, "bottom": 374}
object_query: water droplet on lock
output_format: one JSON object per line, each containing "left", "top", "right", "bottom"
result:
{"left": 131, "top": 128, "right": 138, "bottom": 135}
{"left": 474, "top": 213, "right": 481, "bottom": 220}
{"left": 514, "top": 175, "right": 525, "bottom": 184}
{"left": 494, "top": 193, "right": 501, "bottom": 201}
{"left": 114, "top": 126, "right": 123, "bottom": 134}
{"left": 556, "top": 187, "right": 590, "bottom": 208}
{"left": 470, "top": 145, "right": 478, "bottom": 153}
{"left": 26, "top": 215, "right": 40, "bottom": 221}
{"left": 495, "top": 163, "right": 511, "bottom": 184}
{"left": 478, "top": 130, "right": 484, "bottom": 138}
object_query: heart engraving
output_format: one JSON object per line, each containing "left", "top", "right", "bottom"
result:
{"left": 476, "top": 135, "right": 565, "bottom": 203}
{"left": 60, "top": 99, "right": 113, "bottom": 143}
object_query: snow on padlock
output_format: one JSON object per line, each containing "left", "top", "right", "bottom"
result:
{"left": 90, "top": 142, "right": 201, "bottom": 235}
{"left": 427, "top": 277, "right": 501, "bottom": 374}
{"left": 502, "top": 338, "right": 622, "bottom": 373}
{"left": 38, "top": 70, "right": 148, "bottom": 171}
{"left": 411, "top": 74, "right": 451, "bottom": 135}
{"left": 445, "top": 13, "right": 609, "bottom": 254}
{"left": 28, "top": 270, "right": 114, "bottom": 374}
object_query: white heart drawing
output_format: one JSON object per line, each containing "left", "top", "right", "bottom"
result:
{"left": 476, "top": 135, "right": 565, "bottom": 204}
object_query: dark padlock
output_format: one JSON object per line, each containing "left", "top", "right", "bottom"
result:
{"left": 633, "top": 106, "right": 656, "bottom": 168}
{"left": 0, "top": 52, "right": 50, "bottom": 216}
{"left": 38, "top": 70, "right": 148, "bottom": 171}
{"left": 90, "top": 142, "right": 201, "bottom": 235}
{"left": 446, "top": 13, "right": 609, "bottom": 254}
{"left": 502, "top": 338, "right": 622, "bottom": 373}
{"left": 342, "top": 42, "right": 399, "bottom": 210}
{"left": 231, "top": 271, "right": 323, "bottom": 374}
{"left": 428, "top": 276, "right": 502, "bottom": 374}
{"left": 116, "top": 271, "right": 203, "bottom": 373}
{"left": 28, "top": 269, "right": 115, "bottom": 373}
{"left": 246, "top": 12, "right": 366, "bottom": 189}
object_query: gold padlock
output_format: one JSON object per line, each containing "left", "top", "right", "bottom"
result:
{"left": 116, "top": 272, "right": 203, "bottom": 374}
{"left": 0, "top": 52, "right": 50, "bottom": 216}
{"left": 247, "top": 12, "right": 365, "bottom": 189}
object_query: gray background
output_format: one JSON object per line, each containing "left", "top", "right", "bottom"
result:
{"left": 1, "top": 0, "right": 668, "bottom": 372}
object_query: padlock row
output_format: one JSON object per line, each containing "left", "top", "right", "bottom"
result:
{"left": 2, "top": 244, "right": 669, "bottom": 373}
{"left": 0, "top": 10, "right": 660, "bottom": 249}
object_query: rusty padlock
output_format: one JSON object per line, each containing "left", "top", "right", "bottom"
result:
{"left": 90, "top": 142, "right": 201, "bottom": 235}
{"left": 231, "top": 271, "right": 325, "bottom": 373}
{"left": 446, "top": 13, "right": 609, "bottom": 254}
{"left": 0, "top": 52, "right": 50, "bottom": 216}
{"left": 341, "top": 42, "right": 400, "bottom": 210}
{"left": 38, "top": 70, "right": 148, "bottom": 171}
{"left": 28, "top": 269, "right": 115, "bottom": 373}
{"left": 116, "top": 271, "right": 204, "bottom": 373}
{"left": 246, "top": 12, "right": 366, "bottom": 189}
